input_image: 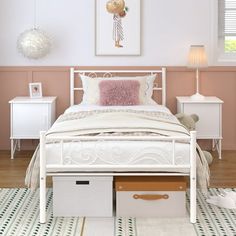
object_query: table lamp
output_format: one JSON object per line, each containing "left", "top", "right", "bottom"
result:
{"left": 187, "top": 45, "right": 208, "bottom": 100}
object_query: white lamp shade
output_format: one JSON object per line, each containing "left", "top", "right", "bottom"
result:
{"left": 187, "top": 45, "right": 208, "bottom": 68}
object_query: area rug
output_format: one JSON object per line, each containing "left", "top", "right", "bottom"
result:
{"left": 190, "top": 188, "right": 236, "bottom": 236}
{"left": 0, "top": 188, "right": 236, "bottom": 236}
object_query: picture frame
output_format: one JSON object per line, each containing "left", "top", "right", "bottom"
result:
{"left": 95, "top": 0, "right": 141, "bottom": 56}
{"left": 29, "top": 82, "right": 42, "bottom": 98}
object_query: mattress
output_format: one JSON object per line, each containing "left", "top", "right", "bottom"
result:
{"left": 45, "top": 104, "right": 190, "bottom": 166}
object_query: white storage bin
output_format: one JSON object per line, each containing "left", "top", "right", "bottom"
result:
{"left": 53, "top": 176, "right": 113, "bottom": 217}
{"left": 115, "top": 176, "right": 186, "bottom": 217}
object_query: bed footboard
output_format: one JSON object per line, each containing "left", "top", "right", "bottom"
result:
{"left": 39, "top": 131, "right": 197, "bottom": 224}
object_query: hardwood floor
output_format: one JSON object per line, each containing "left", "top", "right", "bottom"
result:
{"left": 209, "top": 150, "right": 236, "bottom": 188}
{"left": 0, "top": 150, "right": 33, "bottom": 188}
{"left": 0, "top": 150, "right": 235, "bottom": 188}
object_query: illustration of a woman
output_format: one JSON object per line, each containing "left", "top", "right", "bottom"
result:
{"left": 113, "top": 13, "right": 124, "bottom": 47}
{"left": 106, "top": 0, "right": 128, "bottom": 48}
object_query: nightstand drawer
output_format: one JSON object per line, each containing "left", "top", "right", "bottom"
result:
{"left": 182, "top": 103, "right": 221, "bottom": 138}
{"left": 12, "top": 103, "right": 49, "bottom": 138}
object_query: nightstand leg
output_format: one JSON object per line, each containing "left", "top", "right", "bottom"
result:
{"left": 212, "top": 139, "right": 215, "bottom": 151}
{"left": 17, "top": 140, "right": 21, "bottom": 151}
{"left": 11, "top": 139, "right": 14, "bottom": 159}
{"left": 214, "top": 139, "right": 222, "bottom": 159}
{"left": 218, "top": 139, "right": 222, "bottom": 159}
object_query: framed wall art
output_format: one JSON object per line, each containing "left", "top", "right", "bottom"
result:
{"left": 95, "top": 0, "right": 141, "bottom": 56}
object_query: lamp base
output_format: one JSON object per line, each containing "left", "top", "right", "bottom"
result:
{"left": 190, "top": 93, "right": 205, "bottom": 100}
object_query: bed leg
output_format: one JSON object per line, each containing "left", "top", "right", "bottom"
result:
{"left": 40, "top": 131, "right": 47, "bottom": 224}
{"left": 190, "top": 131, "right": 197, "bottom": 224}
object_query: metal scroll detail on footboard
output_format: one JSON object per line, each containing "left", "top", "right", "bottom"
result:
{"left": 39, "top": 131, "right": 197, "bottom": 224}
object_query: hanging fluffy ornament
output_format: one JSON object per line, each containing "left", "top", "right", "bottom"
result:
{"left": 17, "top": 28, "right": 51, "bottom": 59}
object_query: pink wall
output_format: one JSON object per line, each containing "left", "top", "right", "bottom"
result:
{"left": 0, "top": 66, "right": 235, "bottom": 150}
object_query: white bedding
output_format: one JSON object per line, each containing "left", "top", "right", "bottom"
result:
{"left": 65, "top": 104, "right": 171, "bottom": 114}
{"left": 26, "top": 103, "right": 209, "bottom": 191}
{"left": 46, "top": 104, "right": 190, "bottom": 166}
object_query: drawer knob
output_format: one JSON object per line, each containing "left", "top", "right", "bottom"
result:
{"left": 133, "top": 194, "right": 169, "bottom": 201}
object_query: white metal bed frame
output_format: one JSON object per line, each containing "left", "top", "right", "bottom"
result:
{"left": 39, "top": 68, "right": 196, "bottom": 224}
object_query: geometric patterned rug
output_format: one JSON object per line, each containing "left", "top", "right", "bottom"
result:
{"left": 191, "top": 188, "right": 236, "bottom": 236}
{"left": 0, "top": 188, "right": 134, "bottom": 236}
{"left": 0, "top": 188, "right": 236, "bottom": 236}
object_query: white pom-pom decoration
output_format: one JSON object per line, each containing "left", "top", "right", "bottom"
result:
{"left": 17, "top": 28, "right": 51, "bottom": 59}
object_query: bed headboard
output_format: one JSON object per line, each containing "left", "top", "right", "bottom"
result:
{"left": 70, "top": 68, "right": 167, "bottom": 106}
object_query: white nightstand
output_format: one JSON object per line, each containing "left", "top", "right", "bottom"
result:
{"left": 9, "top": 97, "right": 57, "bottom": 159}
{"left": 176, "top": 96, "right": 223, "bottom": 159}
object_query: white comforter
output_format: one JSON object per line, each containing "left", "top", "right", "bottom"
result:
{"left": 48, "top": 107, "right": 188, "bottom": 137}
{"left": 25, "top": 104, "right": 209, "bottom": 191}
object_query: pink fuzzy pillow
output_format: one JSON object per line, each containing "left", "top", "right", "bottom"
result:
{"left": 99, "top": 80, "right": 140, "bottom": 106}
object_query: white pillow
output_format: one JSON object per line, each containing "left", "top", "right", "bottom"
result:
{"left": 80, "top": 74, "right": 156, "bottom": 105}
